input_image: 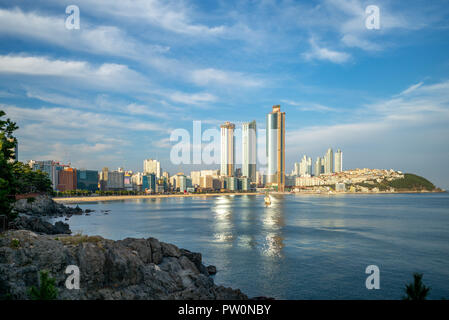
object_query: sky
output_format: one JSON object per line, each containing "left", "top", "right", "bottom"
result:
{"left": 0, "top": 0, "right": 448, "bottom": 188}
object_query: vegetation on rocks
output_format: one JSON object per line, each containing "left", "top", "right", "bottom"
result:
{"left": 1, "top": 110, "right": 53, "bottom": 221}
{"left": 28, "top": 270, "right": 58, "bottom": 300}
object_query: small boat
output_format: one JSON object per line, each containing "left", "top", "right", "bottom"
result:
{"left": 264, "top": 192, "right": 271, "bottom": 206}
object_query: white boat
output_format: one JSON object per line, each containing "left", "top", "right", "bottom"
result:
{"left": 264, "top": 193, "right": 271, "bottom": 206}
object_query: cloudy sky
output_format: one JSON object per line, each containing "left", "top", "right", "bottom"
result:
{"left": 0, "top": 0, "right": 448, "bottom": 188}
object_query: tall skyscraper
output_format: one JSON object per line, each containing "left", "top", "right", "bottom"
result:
{"left": 335, "top": 149, "right": 343, "bottom": 173}
{"left": 299, "top": 155, "right": 312, "bottom": 177}
{"left": 242, "top": 120, "right": 257, "bottom": 182}
{"left": 143, "top": 159, "right": 161, "bottom": 178}
{"left": 266, "top": 105, "right": 286, "bottom": 192}
{"left": 220, "top": 121, "right": 235, "bottom": 177}
{"left": 324, "top": 148, "right": 333, "bottom": 174}
{"left": 314, "top": 157, "right": 322, "bottom": 176}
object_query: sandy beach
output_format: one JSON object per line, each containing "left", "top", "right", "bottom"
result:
{"left": 53, "top": 192, "right": 263, "bottom": 204}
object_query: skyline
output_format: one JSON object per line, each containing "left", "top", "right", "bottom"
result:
{"left": 0, "top": 1, "right": 449, "bottom": 188}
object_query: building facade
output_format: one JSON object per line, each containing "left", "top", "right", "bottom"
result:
{"left": 242, "top": 120, "right": 257, "bottom": 182}
{"left": 266, "top": 105, "right": 286, "bottom": 191}
{"left": 335, "top": 149, "right": 343, "bottom": 173}
{"left": 220, "top": 121, "right": 235, "bottom": 177}
{"left": 143, "top": 159, "right": 161, "bottom": 178}
{"left": 76, "top": 170, "right": 98, "bottom": 191}
{"left": 324, "top": 148, "right": 334, "bottom": 174}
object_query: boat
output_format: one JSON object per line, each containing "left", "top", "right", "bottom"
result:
{"left": 264, "top": 192, "right": 271, "bottom": 206}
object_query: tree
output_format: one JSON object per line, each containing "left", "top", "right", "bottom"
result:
{"left": 28, "top": 270, "right": 58, "bottom": 300}
{"left": 403, "top": 273, "right": 431, "bottom": 300}
{"left": 0, "top": 110, "right": 18, "bottom": 219}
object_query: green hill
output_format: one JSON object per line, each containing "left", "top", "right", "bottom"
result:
{"left": 354, "top": 173, "right": 438, "bottom": 192}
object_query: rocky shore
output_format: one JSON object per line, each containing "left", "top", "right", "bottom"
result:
{"left": 1, "top": 195, "right": 249, "bottom": 300}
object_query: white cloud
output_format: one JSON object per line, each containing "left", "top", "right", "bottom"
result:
{"left": 0, "top": 55, "right": 150, "bottom": 91}
{"left": 0, "top": 8, "right": 169, "bottom": 59}
{"left": 281, "top": 99, "right": 339, "bottom": 112}
{"left": 191, "top": 68, "right": 264, "bottom": 88}
{"left": 168, "top": 91, "right": 217, "bottom": 106}
{"left": 51, "top": 0, "right": 227, "bottom": 36}
{"left": 303, "top": 37, "right": 351, "bottom": 63}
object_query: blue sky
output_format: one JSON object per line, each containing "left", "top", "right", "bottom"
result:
{"left": 0, "top": 0, "right": 449, "bottom": 188}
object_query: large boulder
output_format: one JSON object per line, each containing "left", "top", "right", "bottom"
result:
{"left": 8, "top": 215, "right": 71, "bottom": 235}
{"left": 0, "top": 230, "right": 248, "bottom": 300}
{"left": 13, "top": 195, "right": 83, "bottom": 217}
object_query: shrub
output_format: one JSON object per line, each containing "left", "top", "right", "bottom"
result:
{"left": 28, "top": 270, "right": 58, "bottom": 300}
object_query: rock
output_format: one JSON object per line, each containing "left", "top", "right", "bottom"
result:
{"left": 12, "top": 195, "right": 92, "bottom": 218}
{"left": 206, "top": 265, "right": 217, "bottom": 275}
{"left": 0, "top": 230, "right": 249, "bottom": 300}
{"left": 180, "top": 249, "right": 209, "bottom": 276}
{"left": 161, "top": 242, "right": 181, "bottom": 258}
{"left": 8, "top": 215, "right": 71, "bottom": 235}
{"left": 148, "top": 238, "right": 163, "bottom": 264}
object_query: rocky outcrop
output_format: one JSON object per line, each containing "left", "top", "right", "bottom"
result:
{"left": 13, "top": 195, "right": 84, "bottom": 217}
{"left": 0, "top": 230, "right": 248, "bottom": 300}
{"left": 8, "top": 215, "right": 71, "bottom": 235}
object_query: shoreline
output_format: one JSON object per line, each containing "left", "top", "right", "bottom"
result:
{"left": 52, "top": 190, "right": 445, "bottom": 204}
{"left": 53, "top": 192, "right": 262, "bottom": 203}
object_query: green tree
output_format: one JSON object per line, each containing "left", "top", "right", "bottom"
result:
{"left": 0, "top": 110, "right": 18, "bottom": 219}
{"left": 403, "top": 273, "right": 431, "bottom": 300}
{"left": 28, "top": 270, "right": 58, "bottom": 300}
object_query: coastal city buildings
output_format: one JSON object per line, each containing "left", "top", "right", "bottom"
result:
{"left": 299, "top": 155, "right": 312, "bottom": 177}
{"left": 220, "top": 121, "right": 236, "bottom": 177}
{"left": 324, "top": 148, "right": 333, "bottom": 174}
{"left": 26, "top": 108, "right": 351, "bottom": 195}
{"left": 314, "top": 157, "right": 323, "bottom": 176}
{"left": 144, "top": 159, "right": 161, "bottom": 178}
{"left": 335, "top": 149, "right": 343, "bottom": 173}
{"left": 266, "top": 105, "right": 286, "bottom": 192}
{"left": 242, "top": 120, "right": 257, "bottom": 182}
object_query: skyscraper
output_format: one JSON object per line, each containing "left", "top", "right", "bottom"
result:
{"left": 143, "top": 159, "right": 161, "bottom": 178}
{"left": 242, "top": 120, "right": 257, "bottom": 182}
{"left": 335, "top": 149, "right": 343, "bottom": 173}
{"left": 299, "top": 155, "right": 312, "bottom": 177}
{"left": 324, "top": 148, "right": 333, "bottom": 174}
{"left": 266, "top": 105, "right": 286, "bottom": 191}
{"left": 314, "top": 157, "right": 322, "bottom": 176}
{"left": 220, "top": 121, "right": 235, "bottom": 177}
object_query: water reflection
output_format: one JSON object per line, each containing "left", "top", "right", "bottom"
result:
{"left": 212, "top": 196, "right": 235, "bottom": 244}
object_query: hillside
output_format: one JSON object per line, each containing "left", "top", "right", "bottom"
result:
{"left": 354, "top": 173, "right": 439, "bottom": 192}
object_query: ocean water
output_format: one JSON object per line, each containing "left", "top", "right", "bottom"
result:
{"left": 52, "top": 193, "right": 449, "bottom": 299}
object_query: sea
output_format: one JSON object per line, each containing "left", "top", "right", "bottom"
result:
{"left": 51, "top": 192, "right": 449, "bottom": 300}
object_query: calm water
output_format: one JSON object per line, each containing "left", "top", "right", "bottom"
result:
{"left": 52, "top": 193, "right": 449, "bottom": 299}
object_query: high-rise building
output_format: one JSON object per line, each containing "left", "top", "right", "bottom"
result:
{"left": 299, "top": 155, "right": 312, "bottom": 177}
{"left": 143, "top": 159, "right": 161, "bottom": 178}
{"left": 107, "top": 171, "right": 125, "bottom": 190}
{"left": 220, "top": 121, "right": 235, "bottom": 177}
{"left": 292, "top": 162, "right": 300, "bottom": 176}
{"left": 335, "top": 149, "right": 343, "bottom": 173}
{"left": 266, "top": 105, "right": 286, "bottom": 191}
{"left": 99, "top": 167, "right": 109, "bottom": 191}
{"left": 191, "top": 171, "right": 201, "bottom": 186}
{"left": 314, "top": 157, "right": 323, "bottom": 176}
{"left": 142, "top": 173, "right": 156, "bottom": 193}
{"left": 178, "top": 174, "right": 187, "bottom": 192}
{"left": 324, "top": 148, "right": 333, "bottom": 174}
{"left": 242, "top": 120, "right": 257, "bottom": 182}
{"left": 29, "top": 160, "right": 66, "bottom": 191}
{"left": 57, "top": 167, "right": 77, "bottom": 191}
{"left": 256, "top": 171, "right": 265, "bottom": 187}
{"left": 77, "top": 170, "right": 99, "bottom": 191}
